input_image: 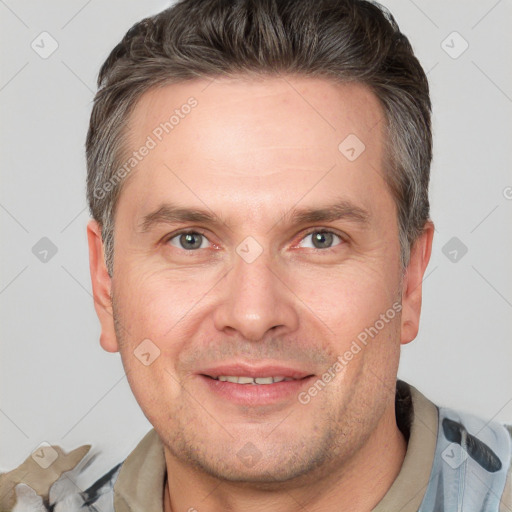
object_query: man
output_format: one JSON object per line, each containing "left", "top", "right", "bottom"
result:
{"left": 1, "top": 0, "right": 510, "bottom": 511}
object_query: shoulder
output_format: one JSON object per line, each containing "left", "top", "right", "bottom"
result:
{"left": 422, "top": 400, "right": 512, "bottom": 512}
{"left": 399, "top": 381, "right": 512, "bottom": 511}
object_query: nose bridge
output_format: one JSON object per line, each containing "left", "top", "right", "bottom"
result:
{"left": 213, "top": 243, "right": 298, "bottom": 341}
{"left": 233, "top": 246, "right": 275, "bottom": 301}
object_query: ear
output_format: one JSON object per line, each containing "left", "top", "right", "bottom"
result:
{"left": 400, "top": 221, "right": 435, "bottom": 345}
{"left": 87, "top": 219, "right": 119, "bottom": 353}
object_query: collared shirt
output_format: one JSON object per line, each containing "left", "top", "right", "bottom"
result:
{"left": 2, "top": 380, "right": 511, "bottom": 511}
{"left": 111, "top": 381, "right": 512, "bottom": 511}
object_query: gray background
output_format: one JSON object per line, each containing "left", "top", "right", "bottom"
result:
{"left": 1, "top": 0, "right": 511, "bottom": 480}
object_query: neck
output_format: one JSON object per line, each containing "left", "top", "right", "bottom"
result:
{"left": 163, "top": 402, "right": 407, "bottom": 512}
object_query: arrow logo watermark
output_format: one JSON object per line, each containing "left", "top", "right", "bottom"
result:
{"left": 442, "top": 236, "right": 468, "bottom": 263}
{"left": 441, "top": 31, "right": 469, "bottom": 59}
{"left": 236, "top": 236, "right": 263, "bottom": 264}
{"left": 134, "top": 338, "right": 161, "bottom": 366}
{"left": 31, "top": 31, "right": 59, "bottom": 59}
{"left": 31, "top": 442, "right": 58, "bottom": 469}
{"left": 338, "top": 133, "right": 366, "bottom": 162}
{"left": 237, "top": 442, "right": 262, "bottom": 468}
{"left": 32, "top": 237, "right": 58, "bottom": 263}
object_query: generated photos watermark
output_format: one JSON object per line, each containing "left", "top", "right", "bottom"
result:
{"left": 298, "top": 301, "right": 402, "bottom": 405}
{"left": 93, "top": 97, "right": 198, "bottom": 200}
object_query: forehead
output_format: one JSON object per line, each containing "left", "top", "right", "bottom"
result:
{"left": 127, "top": 75, "right": 384, "bottom": 153}
{"left": 118, "top": 75, "right": 391, "bottom": 226}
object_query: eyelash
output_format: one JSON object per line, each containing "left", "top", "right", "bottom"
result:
{"left": 164, "top": 229, "right": 215, "bottom": 251}
{"left": 163, "top": 228, "right": 347, "bottom": 253}
{"left": 298, "top": 228, "right": 347, "bottom": 251}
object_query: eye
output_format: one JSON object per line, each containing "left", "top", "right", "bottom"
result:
{"left": 167, "top": 230, "right": 211, "bottom": 251}
{"left": 297, "top": 230, "right": 344, "bottom": 250}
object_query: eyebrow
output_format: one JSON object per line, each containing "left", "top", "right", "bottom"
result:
{"left": 138, "top": 205, "right": 225, "bottom": 233}
{"left": 284, "top": 200, "right": 371, "bottom": 228}
{"left": 137, "top": 198, "right": 371, "bottom": 233}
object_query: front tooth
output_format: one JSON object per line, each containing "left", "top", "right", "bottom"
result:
{"left": 237, "top": 376, "right": 255, "bottom": 384}
{"left": 216, "top": 376, "right": 294, "bottom": 384}
{"left": 255, "top": 377, "right": 274, "bottom": 384}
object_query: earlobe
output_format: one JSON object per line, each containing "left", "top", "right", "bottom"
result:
{"left": 400, "top": 221, "right": 435, "bottom": 346}
{"left": 87, "top": 220, "right": 119, "bottom": 353}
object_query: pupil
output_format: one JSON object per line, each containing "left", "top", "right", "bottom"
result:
{"left": 313, "top": 231, "right": 333, "bottom": 249}
{"left": 181, "top": 233, "right": 201, "bottom": 250}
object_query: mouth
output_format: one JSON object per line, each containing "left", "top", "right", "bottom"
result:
{"left": 206, "top": 375, "right": 296, "bottom": 384}
{"left": 197, "top": 364, "right": 315, "bottom": 405}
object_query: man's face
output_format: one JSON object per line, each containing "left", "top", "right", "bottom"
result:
{"left": 90, "top": 76, "right": 420, "bottom": 483}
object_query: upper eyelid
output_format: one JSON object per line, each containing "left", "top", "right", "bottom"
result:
{"left": 295, "top": 229, "right": 345, "bottom": 245}
{"left": 298, "top": 227, "right": 346, "bottom": 239}
{"left": 165, "top": 228, "right": 212, "bottom": 247}
{"left": 293, "top": 229, "right": 346, "bottom": 251}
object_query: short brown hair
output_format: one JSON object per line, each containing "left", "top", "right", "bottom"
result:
{"left": 86, "top": 0, "right": 432, "bottom": 276}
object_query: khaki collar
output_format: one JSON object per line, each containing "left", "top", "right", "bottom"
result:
{"left": 372, "top": 382, "right": 438, "bottom": 511}
{"left": 113, "top": 380, "right": 438, "bottom": 512}
{"left": 114, "top": 428, "right": 166, "bottom": 512}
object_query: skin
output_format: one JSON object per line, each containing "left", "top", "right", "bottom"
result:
{"left": 88, "top": 75, "right": 434, "bottom": 511}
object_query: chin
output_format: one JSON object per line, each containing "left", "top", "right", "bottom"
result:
{"left": 170, "top": 438, "right": 333, "bottom": 487}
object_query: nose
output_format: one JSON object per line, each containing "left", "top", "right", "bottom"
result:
{"left": 212, "top": 248, "right": 299, "bottom": 342}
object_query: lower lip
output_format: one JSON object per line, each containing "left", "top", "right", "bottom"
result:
{"left": 199, "top": 375, "right": 314, "bottom": 405}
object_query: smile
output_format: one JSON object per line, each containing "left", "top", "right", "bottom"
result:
{"left": 211, "top": 376, "right": 296, "bottom": 384}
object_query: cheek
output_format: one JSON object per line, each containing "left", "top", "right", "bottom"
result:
{"left": 115, "top": 266, "right": 218, "bottom": 341}
{"left": 290, "top": 260, "right": 398, "bottom": 338}
{"left": 122, "top": 360, "right": 176, "bottom": 427}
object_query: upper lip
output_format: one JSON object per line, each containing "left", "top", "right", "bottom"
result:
{"left": 198, "top": 363, "right": 314, "bottom": 380}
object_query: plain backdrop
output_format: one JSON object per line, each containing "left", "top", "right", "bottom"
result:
{"left": 1, "top": 0, "right": 511, "bottom": 481}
